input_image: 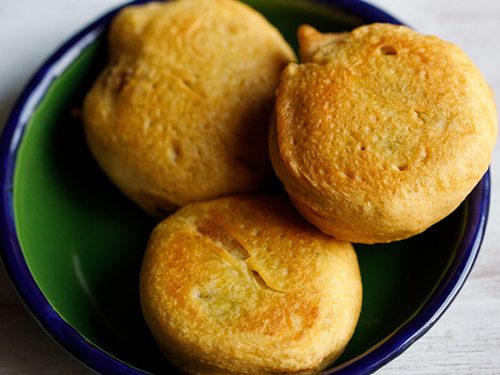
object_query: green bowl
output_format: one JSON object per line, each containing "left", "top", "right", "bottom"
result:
{"left": 0, "top": 0, "right": 490, "bottom": 374}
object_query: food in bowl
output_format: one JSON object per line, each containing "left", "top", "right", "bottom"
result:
{"left": 140, "top": 195, "right": 362, "bottom": 375}
{"left": 269, "top": 23, "right": 497, "bottom": 243}
{"left": 0, "top": 0, "right": 492, "bottom": 374}
{"left": 83, "top": 0, "right": 295, "bottom": 216}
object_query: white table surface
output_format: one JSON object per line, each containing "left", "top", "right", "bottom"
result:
{"left": 0, "top": 0, "right": 499, "bottom": 374}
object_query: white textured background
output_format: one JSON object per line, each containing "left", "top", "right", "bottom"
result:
{"left": 0, "top": 0, "right": 499, "bottom": 374}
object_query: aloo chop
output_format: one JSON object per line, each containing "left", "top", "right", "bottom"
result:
{"left": 83, "top": 0, "right": 294, "bottom": 216}
{"left": 140, "top": 196, "right": 362, "bottom": 375}
{"left": 270, "top": 23, "right": 497, "bottom": 244}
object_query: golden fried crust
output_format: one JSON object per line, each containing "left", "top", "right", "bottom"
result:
{"left": 270, "top": 23, "right": 497, "bottom": 243}
{"left": 140, "top": 196, "right": 362, "bottom": 374}
{"left": 83, "top": 0, "right": 295, "bottom": 216}
{"left": 298, "top": 25, "right": 347, "bottom": 62}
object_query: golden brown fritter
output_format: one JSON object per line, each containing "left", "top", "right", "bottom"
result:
{"left": 270, "top": 23, "right": 497, "bottom": 243}
{"left": 140, "top": 195, "right": 362, "bottom": 374}
{"left": 83, "top": 0, "right": 295, "bottom": 216}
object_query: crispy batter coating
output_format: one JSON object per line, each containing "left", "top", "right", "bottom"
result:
{"left": 270, "top": 24, "right": 497, "bottom": 243}
{"left": 140, "top": 196, "right": 362, "bottom": 374}
{"left": 83, "top": 0, "right": 295, "bottom": 215}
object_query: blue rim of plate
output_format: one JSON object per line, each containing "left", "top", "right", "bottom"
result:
{"left": 0, "top": 0, "right": 489, "bottom": 374}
